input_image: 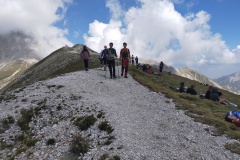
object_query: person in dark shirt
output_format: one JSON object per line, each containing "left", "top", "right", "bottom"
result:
{"left": 179, "top": 82, "right": 185, "bottom": 93}
{"left": 106, "top": 42, "right": 118, "bottom": 79}
{"left": 204, "top": 86, "right": 213, "bottom": 99}
{"left": 186, "top": 84, "right": 197, "bottom": 95}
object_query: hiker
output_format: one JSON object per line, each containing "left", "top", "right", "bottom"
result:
{"left": 209, "top": 87, "right": 237, "bottom": 107}
{"left": 142, "top": 64, "right": 147, "bottom": 72}
{"left": 80, "top": 45, "right": 90, "bottom": 71}
{"left": 204, "top": 86, "right": 213, "bottom": 99}
{"left": 106, "top": 42, "right": 118, "bottom": 79}
{"left": 186, "top": 84, "right": 197, "bottom": 95}
{"left": 120, "top": 42, "right": 130, "bottom": 78}
{"left": 100, "top": 45, "right": 108, "bottom": 70}
{"left": 225, "top": 111, "right": 240, "bottom": 127}
{"left": 159, "top": 61, "right": 164, "bottom": 72}
{"left": 131, "top": 55, "right": 135, "bottom": 65}
{"left": 146, "top": 66, "right": 154, "bottom": 74}
{"left": 179, "top": 82, "right": 186, "bottom": 93}
{"left": 135, "top": 56, "right": 138, "bottom": 65}
{"left": 218, "top": 92, "right": 237, "bottom": 107}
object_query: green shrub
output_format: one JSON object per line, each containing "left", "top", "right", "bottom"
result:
{"left": 70, "top": 135, "right": 89, "bottom": 155}
{"left": 110, "top": 155, "right": 121, "bottom": 160}
{"left": 57, "top": 105, "right": 62, "bottom": 110}
{"left": 99, "top": 153, "right": 109, "bottom": 160}
{"left": 17, "top": 108, "right": 34, "bottom": 131}
{"left": 98, "top": 121, "right": 114, "bottom": 134}
{"left": 46, "top": 138, "right": 56, "bottom": 145}
{"left": 74, "top": 115, "right": 97, "bottom": 131}
{"left": 15, "top": 134, "right": 25, "bottom": 141}
{"left": 97, "top": 112, "right": 105, "bottom": 118}
{"left": 24, "top": 138, "right": 38, "bottom": 147}
{"left": 2, "top": 115, "right": 14, "bottom": 126}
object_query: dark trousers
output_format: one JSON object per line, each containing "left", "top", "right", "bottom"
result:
{"left": 100, "top": 58, "right": 107, "bottom": 65}
{"left": 107, "top": 59, "right": 116, "bottom": 76}
{"left": 83, "top": 59, "right": 89, "bottom": 69}
{"left": 160, "top": 66, "right": 163, "bottom": 72}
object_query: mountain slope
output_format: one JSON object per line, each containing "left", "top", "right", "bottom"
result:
{"left": 0, "top": 32, "right": 41, "bottom": 90}
{"left": 0, "top": 58, "right": 38, "bottom": 90}
{"left": 0, "top": 32, "right": 39, "bottom": 63}
{"left": 0, "top": 69, "right": 239, "bottom": 159}
{"left": 0, "top": 44, "right": 99, "bottom": 94}
{"left": 215, "top": 70, "right": 240, "bottom": 94}
{"left": 176, "top": 67, "right": 224, "bottom": 89}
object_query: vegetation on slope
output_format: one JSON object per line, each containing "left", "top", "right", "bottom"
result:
{"left": 129, "top": 65, "right": 240, "bottom": 154}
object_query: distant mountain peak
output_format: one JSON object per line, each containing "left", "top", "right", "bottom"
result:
{"left": 176, "top": 67, "right": 224, "bottom": 89}
{"left": 215, "top": 70, "right": 240, "bottom": 94}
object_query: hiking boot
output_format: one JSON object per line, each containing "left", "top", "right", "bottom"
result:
{"left": 124, "top": 76, "right": 128, "bottom": 78}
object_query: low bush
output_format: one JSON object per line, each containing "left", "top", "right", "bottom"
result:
{"left": 98, "top": 121, "right": 114, "bottom": 134}
{"left": 74, "top": 115, "right": 97, "bottom": 131}
{"left": 70, "top": 135, "right": 89, "bottom": 155}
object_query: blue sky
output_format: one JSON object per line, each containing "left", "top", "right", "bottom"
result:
{"left": 1, "top": 0, "right": 240, "bottom": 79}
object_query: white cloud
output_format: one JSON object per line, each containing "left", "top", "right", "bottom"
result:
{"left": 84, "top": 0, "right": 240, "bottom": 78}
{"left": 106, "top": 0, "right": 123, "bottom": 20}
{"left": 0, "top": 0, "right": 73, "bottom": 57}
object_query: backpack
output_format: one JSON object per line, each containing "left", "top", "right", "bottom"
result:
{"left": 100, "top": 49, "right": 107, "bottom": 59}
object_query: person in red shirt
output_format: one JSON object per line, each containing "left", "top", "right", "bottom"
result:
{"left": 120, "top": 42, "right": 130, "bottom": 78}
{"left": 226, "top": 114, "right": 240, "bottom": 127}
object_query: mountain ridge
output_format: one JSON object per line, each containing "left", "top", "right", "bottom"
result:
{"left": 215, "top": 70, "right": 240, "bottom": 94}
{"left": 0, "top": 44, "right": 99, "bottom": 94}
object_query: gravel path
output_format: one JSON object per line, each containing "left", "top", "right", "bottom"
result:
{"left": 58, "top": 68, "right": 239, "bottom": 160}
{"left": 1, "top": 67, "right": 240, "bottom": 160}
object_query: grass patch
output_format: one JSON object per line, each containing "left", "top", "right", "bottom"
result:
{"left": 225, "top": 142, "right": 240, "bottom": 154}
{"left": 74, "top": 115, "right": 97, "bottom": 131}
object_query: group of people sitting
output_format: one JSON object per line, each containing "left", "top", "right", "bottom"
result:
{"left": 179, "top": 82, "right": 197, "bottom": 95}
{"left": 179, "top": 82, "right": 237, "bottom": 107}
{"left": 179, "top": 82, "right": 240, "bottom": 127}
{"left": 136, "top": 63, "right": 163, "bottom": 76}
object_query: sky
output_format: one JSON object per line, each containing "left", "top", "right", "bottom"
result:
{"left": 1, "top": 0, "right": 240, "bottom": 79}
